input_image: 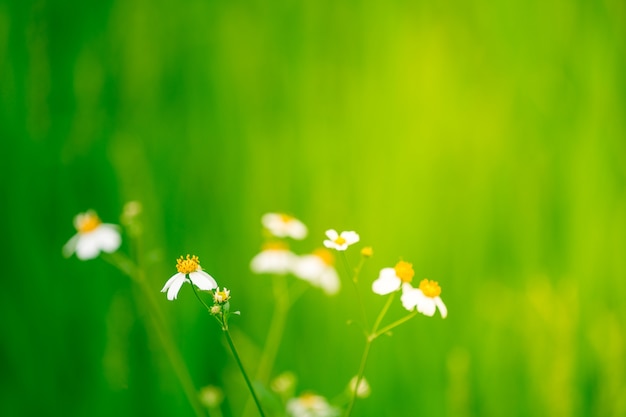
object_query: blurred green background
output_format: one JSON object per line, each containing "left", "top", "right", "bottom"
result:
{"left": 1, "top": 0, "right": 625, "bottom": 416}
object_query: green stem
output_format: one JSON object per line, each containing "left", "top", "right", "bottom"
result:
{"left": 102, "top": 253, "right": 207, "bottom": 417}
{"left": 340, "top": 252, "right": 369, "bottom": 330}
{"left": 344, "top": 292, "right": 396, "bottom": 417}
{"left": 344, "top": 339, "right": 371, "bottom": 417}
{"left": 372, "top": 311, "right": 418, "bottom": 339}
{"left": 371, "top": 292, "right": 396, "bottom": 335}
{"left": 256, "top": 274, "right": 289, "bottom": 384}
{"left": 223, "top": 329, "right": 266, "bottom": 417}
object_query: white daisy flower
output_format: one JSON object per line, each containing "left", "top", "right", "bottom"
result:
{"left": 161, "top": 255, "right": 218, "bottom": 300}
{"left": 371, "top": 261, "right": 414, "bottom": 295}
{"left": 63, "top": 210, "right": 122, "bottom": 260}
{"left": 401, "top": 279, "right": 447, "bottom": 318}
{"left": 262, "top": 213, "right": 308, "bottom": 239}
{"left": 292, "top": 249, "right": 340, "bottom": 295}
{"left": 286, "top": 393, "right": 340, "bottom": 417}
{"left": 250, "top": 242, "right": 298, "bottom": 275}
{"left": 323, "top": 229, "right": 359, "bottom": 251}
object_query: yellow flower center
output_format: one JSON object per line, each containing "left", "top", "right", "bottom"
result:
{"left": 262, "top": 241, "right": 289, "bottom": 251}
{"left": 280, "top": 213, "right": 294, "bottom": 223}
{"left": 334, "top": 236, "right": 347, "bottom": 245}
{"left": 418, "top": 279, "right": 442, "bottom": 298}
{"left": 77, "top": 212, "right": 101, "bottom": 233}
{"left": 299, "top": 393, "right": 318, "bottom": 408}
{"left": 360, "top": 246, "right": 373, "bottom": 258}
{"left": 394, "top": 261, "right": 414, "bottom": 283}
{"left": 214, "top": 288, "right": 230, "bottom": 303}
{"left": 313, "top": 248, "right": 334, "bottom": 265}
{"left": 176, "top": 254, "right": 201, "bottom": 274}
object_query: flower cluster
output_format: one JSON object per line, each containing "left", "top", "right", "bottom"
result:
{"left": 64, "top": 207, "right": 448, "bottom": 417}
{"left": 250, "top": 213, "right": 359, "bottom": 296}
{"left": 372, "top": 260, "right": 447, "bottom": 317}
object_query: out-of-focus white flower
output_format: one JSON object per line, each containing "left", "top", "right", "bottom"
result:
{"left": 286, "top": 393, "right": 340, "bottom": 417}
{"left": 292, "top": 249, "right": 340, "bottom": 295}
{"left": 262, "top": 213, "right": 308, "bottom": 240}
{"left": 371, "top": 261, "right": 414, "bottom": 295}
{"left": 323, "top": 229, "right": 359, "bottom": 251}
{"left": 401, "top": 279, "right": 447, "bottom": 318}
{"left": 250, "top": 242, "right": 297, "bottom": 275}
{"left": 63, "top": 210, "right": 122, "bottom": 260}
{"left": 348, "top": 376, "right": 371, "bottom": 398}
{"left": 161, "top": 255, "right": 218, "bottom": 300}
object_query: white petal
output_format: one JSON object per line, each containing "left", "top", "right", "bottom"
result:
{"left": 341, "top": 231, "right": 360, "bottom": 245}
{"left": 371, "top": 268, "right": 401, "bottom": 295}
{"left": 292, "top": 255, "right": 325, "bottom": 280}
{"left": 189, "top": 270, "right": 218, "bottom": 290}
{"left": 261, "top": 213, "right": 279, "bottom": 229}
{"left": 325, "top": 229, "right": 339, "bottom": 240}
{"left": 167, "top": 275, "right": 187, "bottom": 300}
{"left": 289, "top": 221, "right": 308, "bottom": 240}
{"left": 251, "top": 250, "right": 295, "bottom": 274}
{"left": 318, "top": 267, "right": 340, "bottom": 295}
{"left": 435, "top": 296, "right": 448, "bottom": 318}
{"left": 161, "top": 273, "right": 183, "bottom": 292}
{"left": 400, "top": 290, "right": 415, "bottom": 311}
{"left": 62, "top": 234, "right": 79, "bottom": 258}
{"left": 93, "top": 225, "right": 122, "bottom": 253}
{"left": 75, "top": 235, "right": 101, "bottom": 260}
{"left": 418, "top": 297, "right": 437, "bottom": 316}
{"left": 323, "top": 239, "right": 337, "bottom": 250}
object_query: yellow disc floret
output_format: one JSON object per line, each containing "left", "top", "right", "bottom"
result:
{"left": 214, "top": 287, "right": 230, "bottom": 303}
{"left": 299, "top": 393, "right": 318, "bottom": 409}
{"left": 334, "top": 236, "right": 347, "bottom": 245}
{"left": 76, "top": 211, "right": 102, "bottom": 233}
{"left": 280, "top": 213, "right": 294, "bottom": 223}
{"left": 418, "top": 279, "right": 442, "bottom": 298}
{"left": 313, "top": 248, "right": 335, "bottom": 265}
{"left": 394, "top": 261, "right": 414, "bottom": 283}
{"left": 176, "top": 254, "right": 201, "bottom": 274}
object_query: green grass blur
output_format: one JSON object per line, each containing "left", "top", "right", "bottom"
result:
{"left": 1, "top": 0, "right": 625, "bottom": 416}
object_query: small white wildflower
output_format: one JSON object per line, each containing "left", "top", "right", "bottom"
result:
{"left": 322, "top": 229, "right": 359, "bottom": 251}
{"left": 371, "top": 261, "right": 414, "bottom": 295}
{"left": 262, "top": 213, "right": 308, "bottom": 239}
{"left": 63, "top": 210, "right": 122, "bottom": 260}
{"left": 401, "top": 279, "right": 447, "bottom": 318}
{"left": 161, "top": 255, "right": 218, "bottom": 300}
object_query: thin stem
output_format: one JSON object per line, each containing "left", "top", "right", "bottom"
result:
{"left": 344, "top": 292, "right": 396, "bottom": 417}
{"left": 223, "top": 329, "right": 266, "bottom": 417}
{"left": 344, "top": 339, "right": 372, "bottom": 417}
{"left": 372, "top": 311, "right": 418, "bottom": 339}
{"left": 102, "top": 252, "right": 207, "bottom": 417}
{"left": 190, "top": 281, "right": 213, "bottom": 312}
{"left": 340, "top": 252, "right": 369, "bottom": 329}
{"left": 255, "top": 274, "right": 289, "bottom": 384}
{"left": 371, "top": 292, "right": 396, "bottom": 336}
